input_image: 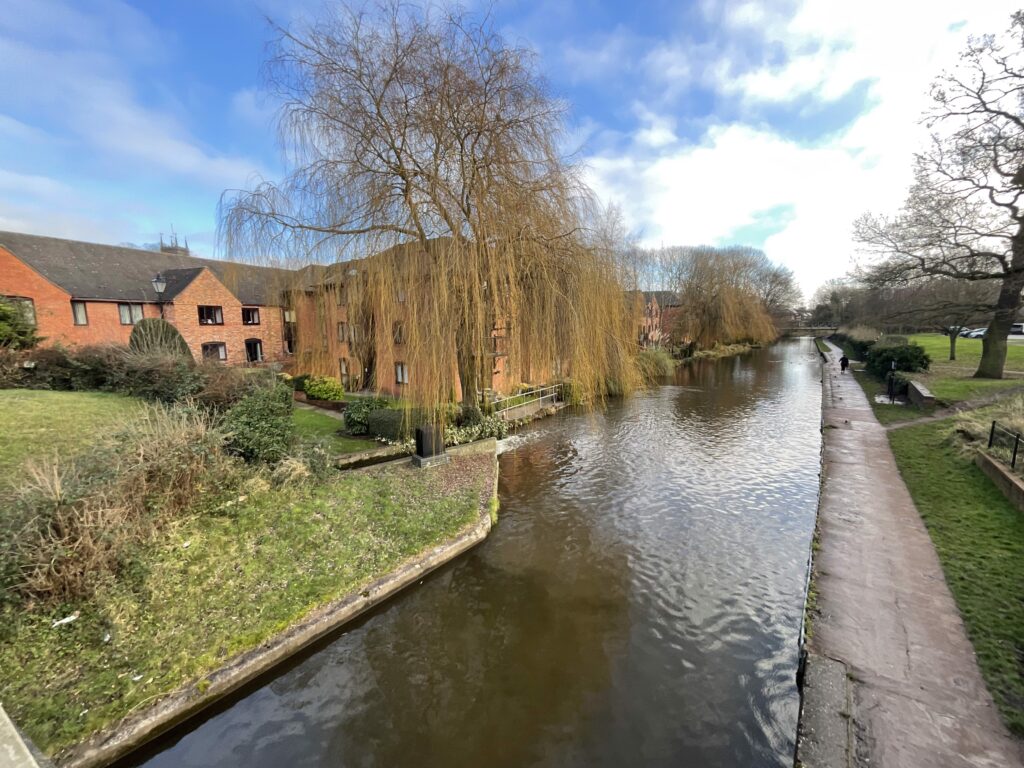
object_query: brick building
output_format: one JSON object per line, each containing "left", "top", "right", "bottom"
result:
{"left": 0, "top": 231, "right": 293, "bottom": 366}
{"left": 632, "top": 290, "right": 682, "bottom": 348}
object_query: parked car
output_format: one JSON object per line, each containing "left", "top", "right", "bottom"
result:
{"left": 1012, "top": 323, "right": 1024, "bottom": 335}
{"left": 967, "top": 327, "right": 988, "bottom": 338}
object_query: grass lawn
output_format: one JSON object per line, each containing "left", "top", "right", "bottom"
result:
{"left": 0, "top": 451, "right": 496, "bottom": 757}
{"left": 906, "top": 334, "right": 1024, "bottom": 403}
{"left": 292, "top": 406, "right": 379, "bottom": 454}
{"left": 0, "top": 389, "right": 142, "bottom": 481}
{"left": 888, "top": 420, "right": 1024, "bottom": 736}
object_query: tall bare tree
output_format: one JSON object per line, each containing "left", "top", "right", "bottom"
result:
{"left": 221, "top": 2, "right": 639, "bottom": 407}
{"left": 855, "top": 12, "right": 1024, "bottom": 378}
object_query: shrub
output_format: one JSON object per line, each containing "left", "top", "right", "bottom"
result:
{"left": 22, "top": 347, "right": 78, "bottom": 390}
{"left": 291, "top": 373, "right": 311, "bottom": 392}
{"left": 121, "top": 351, "right": 203, "bottom": 403}
{"left": 367, "top": 408, "right": 407, "bottom": 441}
{"left": 344, "top": 397, "right": 390, "bottom": 434}
{"left": 0, "top": 347, "right": 25, "bottom": 388}
{"left": 3, "top": 406, "right": 237, "bottom": 603}
{"left": 444, "top": 414, "right": 513, "bottom": 445}
{"left": 194, "top": 363, "right": 259, "bottom": 410}
{"left": 865, "top": 342, "right": 931, "bottom": 377}
{"left": 637, "top": 347, "right": 676, "bottom": 384}
{"left": 0, "top": 298, "right": 41, "bottom": 349}
{"left": 223, "top": 382, "right": 294, "bottom": 463}
{"left": 67, "top": 344, "right": 129, "bottom": 391}
{"left": 304, "top": 375, "right": 345, "bottom": 401}
{"left": 459, "top": 404, "right": 483, "bottom": 426}
{"left": 128, "top": 318, "right": 193, "bottom": 359}
{"left": 832, "top": 325, "right": 880, "bottom": 360}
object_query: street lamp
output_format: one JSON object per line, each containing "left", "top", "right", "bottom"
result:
{"left": 151, "top": 273, "right": 167, "bottom": 318}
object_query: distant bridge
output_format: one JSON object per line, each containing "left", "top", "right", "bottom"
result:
{"left": 779, "top": 326, "right": 837, "bottom": 337}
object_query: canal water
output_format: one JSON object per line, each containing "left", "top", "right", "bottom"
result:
{"left": 130, "top": 338, "right": 823, "bottom": 768}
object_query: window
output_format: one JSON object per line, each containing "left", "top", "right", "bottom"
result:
{"left": 2, "top": 296, "right": 36, "bottom": 327}
{"left": 337, "top": 321, "right": 348, "bottom": 342}
{"left": 395, "top": 362, "right": 409, "bottom": 385}
{"left": 283, "top": 309, "right": 296, "bottom": 355}
{"left": 71, "top": 301, "right": 88, "bottom": 326}
{"left": 242, "top": 307, "right": 260, "bottom": 325}
{"left": 201, "top": 342, "right": 227, "bottom": 361}
{"left": 336, "top": 284, "right": 347, "bottom": 306}
{"left": 198, "top": 305, "right": 224, "bottom": 325}
{"left": 339, "top": 357, "right": 350, "bottom": 386}
{"left": 393, "top": 322, "right": 405, "bottom": 344}
{"left": 397, "top": 289, "right": 406, "bottom": 303}
{"left": 118, "top": 303, "right": 144, "bottom": 325}
{"left": 244, "top": 338, "right": 263, "bottom": 363}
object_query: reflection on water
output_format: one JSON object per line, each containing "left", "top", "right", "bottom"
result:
{"left": 129, "top": 339, "right": 823, "bottom": 768}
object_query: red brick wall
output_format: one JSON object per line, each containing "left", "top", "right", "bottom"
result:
{"left": 0, "top": 246, "right": 161, "bottom": 347}
{"left": 163, "top": 269, "right": 288, "bottom": 365}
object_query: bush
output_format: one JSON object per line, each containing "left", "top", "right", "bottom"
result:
{"left": 459, "top": 404, "right": 483, "bottom": 426}
{"left": 291, "top": 373, "right": 311, "bottom": 392}
{"left": 0, "top": 348, "right": 25, "bottom": 388}
{"left": 304, "top": 375, "right": 345, "bottom": 401}
{"left": 121, "top": 351, "right": 203, "bottom": 403}
{"left": 223, "top": 382, "right": 294, "bottom": 463}
{"left": 3, "top": 406, "right": 237, "bottom": 603}
{"left": 0, "top": 298, "right": 41, "bottom": 350}
{"left": 129, "top": 318, "right": 193, "bottom": 360}
{"left": 344, "top": 397, "right": 390, "bottom": 434}
{"left": 865, "top": 342, "right": 931, "bottom": 377}
{"left": 67, "top": 344, "right": 129, "bottom": 391}
{"left": 832, "top": 325, "right": 880, "bottom": 360}
{"left": 637, "top": 347, "right": 676, "bottom": 384}
{"left": 22, "top": 347, "right": 78, "bottom": 390}
{"left": 367, "top": 408, "right": 407, "bottom": 441}
{"left": 194, "top": 363, "right": 260, "bottom": 410}
{"left": 444, "top": 414, "right": 513, "bottom": 445}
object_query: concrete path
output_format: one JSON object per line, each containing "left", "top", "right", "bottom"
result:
{"left": 802, "top": 341, "right": 1022, "bottom": 767}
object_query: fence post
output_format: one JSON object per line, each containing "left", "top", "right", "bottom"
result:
{"left": 1013, "top": 434, "right": 1020, "bottom": 469}
{"left": 989, "top": 421, "right": 996, "bottom": 449}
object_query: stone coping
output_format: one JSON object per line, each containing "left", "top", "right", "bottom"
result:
{"left": 54, "top": 440, "right": 499, "bottom": 768}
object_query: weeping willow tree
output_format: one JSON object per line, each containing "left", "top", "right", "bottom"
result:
{"left": 640, "top": 245, "right": 779, "bottom": 348}
{"left": 220, "top": 1, "right": 639, "bottom": 411}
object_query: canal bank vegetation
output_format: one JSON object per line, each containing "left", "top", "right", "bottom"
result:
{"left": 887, "top": 415, "right": 1024, "bottom": 736}
{"left": 0, "top": 386, "right": 497, "bottom": 757}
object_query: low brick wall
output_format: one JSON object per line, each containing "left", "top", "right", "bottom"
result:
{"left": 907, "top": 381, "right": 935, "bottom": 408}
{"left": 975, "top": 451, "right": 1024, "bottom": 513}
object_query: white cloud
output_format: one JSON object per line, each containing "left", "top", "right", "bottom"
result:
{"left": 586, "top": 0, "right": 1015, "bottom": 297}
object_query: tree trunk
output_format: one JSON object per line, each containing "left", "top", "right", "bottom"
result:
{"left": 457, "top": 344, "right": 477, "bottom": 406}
{"left": 949, "top": 332, "right": 957, "bottom": 361}
{"left": 976, "top": 241, "right": 1024, "bottom": 378}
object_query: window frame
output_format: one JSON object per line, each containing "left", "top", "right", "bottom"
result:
{"left": 395, "top": 361, "right": 409, "bottom": 385}
{"left": 244, "top": 338, "right": 263, "bottom": 363}
{"left": 71, "top": 300, "right": 88, "bottom": 326}
{"left": 393, "top": 321, "right": 405, "bottom": 345}
{"left": 337, "top": 321, "right": 348, "bottom": 342}
{"left": 241, "top": 307, "right": 261, "bottom": 326}
{"left": 118, "top": 302, "right": 144, "bottom": 325}
{"left": 201, "top": 342, "right": 227, "bottom": 362}
{"left": 198, "top": 305, "right": 224, "bottom": 326}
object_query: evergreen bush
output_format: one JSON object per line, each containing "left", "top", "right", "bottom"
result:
{"left": 304, "top": 375, "right": 345, "bottom": 401}
{"left": 223, "top": 382, "right": 294, "bottom": 463}
{"left": 865, "top": 342, "right": 930, "bottom": 377}
{"left": 128, "top": 318, "right": 193, "bottom": 359}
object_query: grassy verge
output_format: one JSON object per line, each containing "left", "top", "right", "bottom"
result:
{"left": 0, "top": 390, "right": 142, "bottom": 480}
{"left": 814, "top": 338, "right": 829, "bottom": 356}
{"left": 851, "top": 369, "right": 934, "bottom": 425}
{"left": 888, "top": 420, "right": 1024, "bottom": 736}
{"left": 906, "top": 334, "right": 1024, "bottom": 404}
{"left": 292, "top": 407, "right": 378, "bottom": 454}
{"left": 0, "top": 452, "right": 494, "bottom": 756}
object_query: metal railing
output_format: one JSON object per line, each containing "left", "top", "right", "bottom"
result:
{"left": 491, "top": 384, "right": 562, "bottom": 416}
{"left": 988, "top": 421, "right": 1024, "bottom": 470}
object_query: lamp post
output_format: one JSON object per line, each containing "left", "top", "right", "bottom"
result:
{"left": 151, "top": 273, "right": 167, "bottom": 318}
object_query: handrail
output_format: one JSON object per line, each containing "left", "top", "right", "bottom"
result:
{"left": 492, "top": 384, "right": 562, "bottom": 413}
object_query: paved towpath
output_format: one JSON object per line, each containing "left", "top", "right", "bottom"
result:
{"left": 804, "top": 340, "right": 1022, "bottom": 767}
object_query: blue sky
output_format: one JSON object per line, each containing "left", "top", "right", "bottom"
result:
{"left": 0, "top": 0, "right": 1011, "bottom": 296}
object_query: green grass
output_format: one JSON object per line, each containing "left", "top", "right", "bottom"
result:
{"left": 888, "top": 420, "right": 1024, "bottom": 736}
{"left": 814, "top": 338, "right": 829, "bottom": 356}
{"left": 851, "top": 369, "right": 935, "bottom": 425}
{"left": 0, "top": 389, "right": 142, "bottom": 480}
{"left": 292, "top": 407, "right": 378, "bottom": 454}
{"left": 0, "top": 451, "right": 495, "bottom": 756}
{"left": 906, "top": 334, "right": 1024, "bottom": 403}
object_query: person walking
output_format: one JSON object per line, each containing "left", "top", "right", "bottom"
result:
{"left": 839, "top": 354, "right": 850, "bottom": 374}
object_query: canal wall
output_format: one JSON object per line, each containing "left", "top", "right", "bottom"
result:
{"left": 54, "top": 440, "right": 500, "bottom": 768}
{"left": 795, "top": 341, "right": 1023, "bottom": 768}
